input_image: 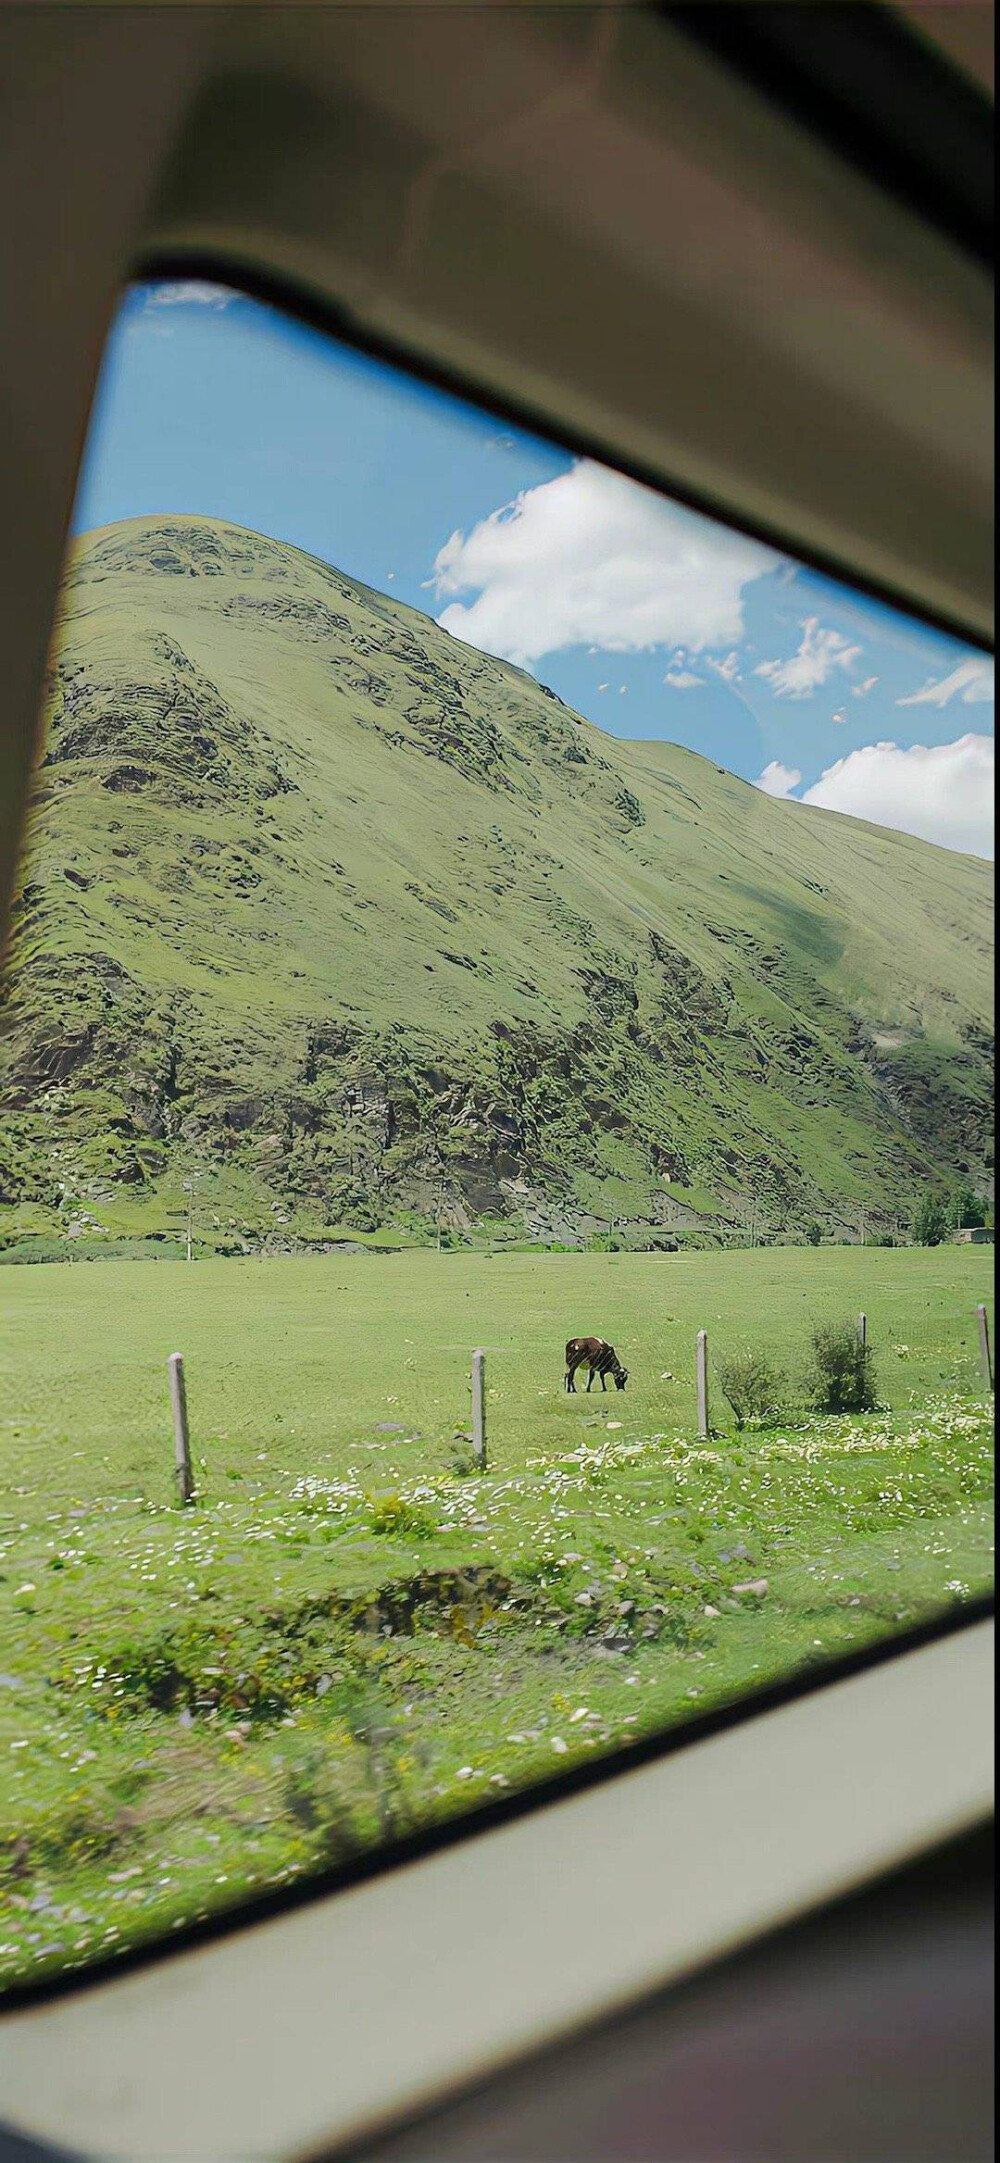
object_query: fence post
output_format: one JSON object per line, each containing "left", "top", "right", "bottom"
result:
{"left": 168, "top": 1353, "right": 195, "bottom": 1504}
{"left": 857, "top": 1313, "right": 867, "bottom": 1351}
{"left": 976, "top": 1305, "right": 993, "bottom": 1392}
{"left": 471, "top": 1349, "right": 487, "bottom": 1470}
{"left": 696, "top": 1329, "right": 709, "bottom": 1440}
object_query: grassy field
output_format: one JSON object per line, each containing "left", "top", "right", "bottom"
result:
{"left": 0, "top": 1245, "right": 993, "bottom": 1994}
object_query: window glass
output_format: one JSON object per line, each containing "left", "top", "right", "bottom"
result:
{"left": 0, "top": 280, "right": 993, "bottom": 1993}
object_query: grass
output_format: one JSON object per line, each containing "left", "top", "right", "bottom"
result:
{"left": 0, "top": 1245, "right": 992, "bottom": 1995}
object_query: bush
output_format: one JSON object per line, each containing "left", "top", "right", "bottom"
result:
{"left": 808, "top": 1320, "right": 879, "bottom": 1414}
{"left": 805, "top": 1222, "right": 823, "bottom": 1247}
{"left": 366, "top": 1492, "right": 436, "bottom": 1539}
{"left": 911, "top": 1191, "right": 949, "bottom": 1246}
{"left": 716, "top": 1347, "right": 789, "bottom": 1430}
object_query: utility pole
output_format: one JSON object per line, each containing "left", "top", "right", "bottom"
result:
{"left": 432, "top": 1146, "right": 444, "bottom": 1251}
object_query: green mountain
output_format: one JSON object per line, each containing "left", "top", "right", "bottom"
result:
{"left": 0, "top": 515, "right": 993, "bottom": 1252}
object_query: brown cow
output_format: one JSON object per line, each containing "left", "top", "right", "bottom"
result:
{"left": 564, "top": 1336, "right": 629, "bottom": 1393}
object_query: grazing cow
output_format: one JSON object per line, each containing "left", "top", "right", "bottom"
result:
{"left": 564, "top": 1336, "right": 629, "bottom": 1393}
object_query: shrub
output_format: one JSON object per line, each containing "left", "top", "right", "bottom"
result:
{"left": 808, "top": 1320, "right": 879, "bottom": 1414}
{"left": 805, "top": 1222, "right": 823, "bottom": 1247}
{"left": 716, "top": 1347, "right": 789, "bottom": 1430}
{"left": 366, "top": 1492, "right": 436, "bottom": 1539}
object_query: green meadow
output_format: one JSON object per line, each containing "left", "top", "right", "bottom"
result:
{"left": 0, "top": 1245, "right": 993, "bottom": 1994}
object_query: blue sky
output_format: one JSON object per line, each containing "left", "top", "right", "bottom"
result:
{"left": 73, "top": 280, "right": 994, "bottom": 857}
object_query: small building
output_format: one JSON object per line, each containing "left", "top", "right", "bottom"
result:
{"left": 954, "top": 1226, "right": 993, "bottom": 1244}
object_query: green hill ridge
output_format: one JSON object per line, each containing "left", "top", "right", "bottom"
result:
{"left": 0, "top": 514, "right": 993, "bottom": 1253}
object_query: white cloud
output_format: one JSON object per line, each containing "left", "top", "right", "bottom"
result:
{"left": 144, "top": 281, "right": 235, "bottom": 310}
{"left": 851, "top": 674, "right": 878, "bottom": 698}
{"left": 431, "top": 459, "right": 776, "bottom": 667}
{"left": 755, "top": 616, "right": 862, "bottom": 699}
{"left": 706, "top": 651, "right": 741, "bottom": 684}
{"left": 757, "top": 761, "right": 803, "bottom": 798}
{"left": 801, "top": 733, "right": 994, "bottom": 858}
{"left": 832, "top": 709, "right": 847, "bottom": 725}
{"left": 897, "top": 655, "right": 994, "bottom": 708}
{"left": 664, "top": 668, "right": 705, "bottom": 689}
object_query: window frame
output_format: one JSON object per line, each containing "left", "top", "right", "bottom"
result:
{"left": 0, "top": 7, "right": 993, "bottom": 2155}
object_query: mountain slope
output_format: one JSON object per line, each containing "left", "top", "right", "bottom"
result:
{"left": 0, "top": 515, "right": 993, "bottom": 1249}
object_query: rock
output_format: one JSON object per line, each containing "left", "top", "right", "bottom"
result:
{"left": 732, "top": 1578, "right": 769, "bottom": 1597}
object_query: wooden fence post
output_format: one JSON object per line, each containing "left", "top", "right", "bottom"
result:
{"left": 857, "top": 1313, "right": 867, "bottom": 1351}
{"left": 471, "top": 1349, "right": 487, "bottom": 1470}
{"left": 976, "top": 1305, "right": 993, "bottom": 1392}
{"left": 168, "top": 1353, "right": 195, "bottom": 1504}
{"left": 696, "top": 1329, "right": 709, "bottom": 1440}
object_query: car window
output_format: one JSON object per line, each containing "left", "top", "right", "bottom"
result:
{"left": 0, "top": 278, "right": 993, "bottom": 1996}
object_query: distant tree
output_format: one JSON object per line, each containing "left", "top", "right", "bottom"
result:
{"left": 911, "top": 1191, "right": 949, "bottom": 1247}
{"left": 950, "top": 1181, "right": 987, "bottom": 1232}
{"left": 805, "top": 1222, "right": 823, "bottom": 1247}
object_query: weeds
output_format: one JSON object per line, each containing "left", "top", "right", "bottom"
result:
{"left": 366, "top": 1492, "right": 437, "bottom": 1539}
{"left": 715, "top": 1347, "right": 789, "bottom": 1430}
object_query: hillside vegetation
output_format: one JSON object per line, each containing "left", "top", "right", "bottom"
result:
{"left": 0, "top": 515, "right": 993, "bottom": 1251}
